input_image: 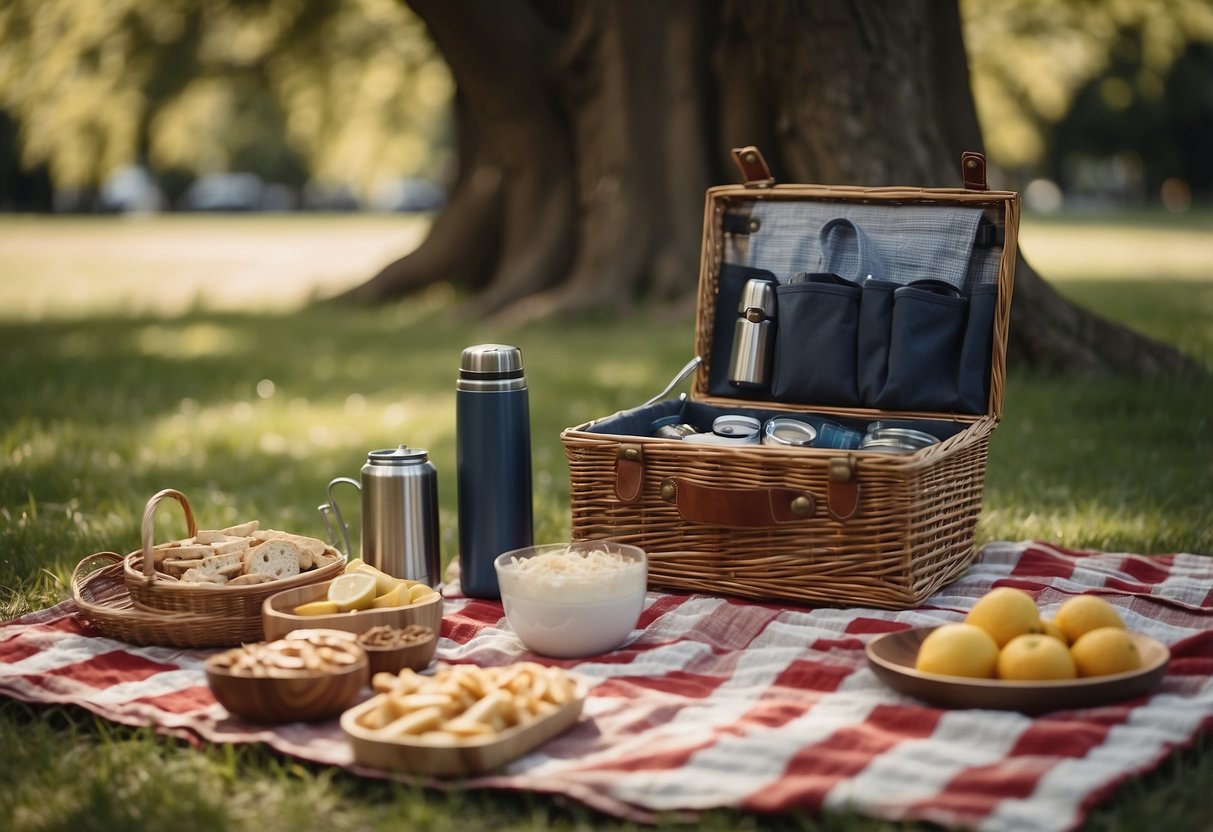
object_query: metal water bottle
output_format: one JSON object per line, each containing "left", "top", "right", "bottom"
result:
{"left": 456, "top": 344, "right": 534, "bottom": 598}
{"left": 727, "top": 278, "right": 777, "bottom": 389}
{"left": 323, "top": 446, "right": 441, "bottom": 587}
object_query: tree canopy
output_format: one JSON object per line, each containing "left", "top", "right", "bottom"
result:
{"left": 2, "top": 0, "right": 1210, "bottom": 207}
{"left": 0, "top": 0, "right": 453, "bottom": 205}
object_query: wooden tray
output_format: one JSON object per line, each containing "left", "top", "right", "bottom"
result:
{"left": 262, "top": 579, "right": 443, "bottom": 641}
{"left": 865, "top": 626, "right": 1170, "bottom": 714}
{"left": 341, "top": 687, "right": 585, "bottom": 776}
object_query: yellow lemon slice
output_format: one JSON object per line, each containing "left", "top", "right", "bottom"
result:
{"left": 347, "top": 561, "right": 400, "bottom": 597}
{"left": 407, "top": 583, "right": 438, "bottom": 604}
{"left": 371, "top": 583, "right": 409, "bottom": 609}
{"left": 326, "top": 572, "right": 378, "bottom": 612}
{"left": 293, "top": 600, "right": 340, "bottom": 617}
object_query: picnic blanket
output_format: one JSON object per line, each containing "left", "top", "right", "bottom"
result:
{"left": 2, "top": 540, "right": 1211, "bottom": 831}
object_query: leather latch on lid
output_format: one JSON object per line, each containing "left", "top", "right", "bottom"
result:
{"left": 827, "top": 456, "right": 860, "bottom": 521}
{"left": 615, "top": 443, "right": 645, "bottom": 504}
{"left": 730, "top": 146, "right": 775, "bottom": 188}
{"left": 961, "top": 151, "right": 988, "bottom": 191}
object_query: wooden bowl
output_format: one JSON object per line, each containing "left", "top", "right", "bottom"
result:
{"left": 205, "top": 634, "right": 368, "bottom": 724}
{"left": 865, "top": 626, "right": 1170, "bottom": 714}
{"left": 356, "top": 626, "right": 438, "bottom": 677}
{"left": 261, "top": 579, "right": 443, "bottom": 641}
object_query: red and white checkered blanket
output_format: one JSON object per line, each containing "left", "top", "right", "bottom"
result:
{"left": 2, "top": 541, "right": 1211, "bottom": 831}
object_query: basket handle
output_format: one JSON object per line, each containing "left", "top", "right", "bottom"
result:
{"left": 658, "top": 478, "right": 816, "bottom": 527}
{"left": 140, "top": 489, "right": 198, "bottom": 579}
{"left": 70, "top": 551, "right": 125, "bottom": 602}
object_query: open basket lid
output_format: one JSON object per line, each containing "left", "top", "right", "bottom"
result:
{"left": 689, "top": 146, "right": 1019, "bottom": 424}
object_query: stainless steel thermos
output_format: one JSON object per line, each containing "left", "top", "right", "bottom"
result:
{"left": 321, "top": 445, "right": 441, "bottom": 586}
{"left": 727, "top": 278, "right": 777, "bottom": 389}
{"left": 456, "top": 344, "right": 534, "bottom": 598}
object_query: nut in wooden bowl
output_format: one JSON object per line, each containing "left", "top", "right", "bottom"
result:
{"left": 354, "top": 624, "right": 437, "bottom": 676}
{"left": 205, "top": 629, "right": 368, "bottom": 724}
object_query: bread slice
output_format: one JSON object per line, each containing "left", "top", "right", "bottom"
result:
{"left": 209, "top": 537, "right": 250, "bottom": 557}
{"left": 180, "top": 567, "right": 228, "bottom": 585}
{"left": 229, "top": 572, "right": 273, "bottom": 586}
{"left": 162, "top": 557, "right": 206, "bottom": 577}
{"left": 252, "top": 530, "right": 328, "bottom": 569}
{"left": 245, "top": 540, "right": 302, "bottom": 581}
{"left": 200, "top": 551, "right": 244, "bottom": 577}
{"left": 220, "top": 520, "right": 259, "bottom": 538}
{"left": 152, "top": 543, "right": 211, "bottom": 564}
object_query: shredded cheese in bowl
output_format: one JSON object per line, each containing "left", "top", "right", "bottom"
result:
{"left": 496, "top": 542, "right": 646, "bottom": 604}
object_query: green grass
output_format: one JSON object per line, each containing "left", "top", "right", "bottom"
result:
{"left": 1, "top": 211, "right": 1211, "bottom": 830}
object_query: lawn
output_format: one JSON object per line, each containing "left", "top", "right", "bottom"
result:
{"left": 0, "top": 208, "right": 1210, "bottom": 830}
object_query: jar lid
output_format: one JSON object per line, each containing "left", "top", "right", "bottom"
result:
{"left": 762, "top": 417, "right": 818, "bottom": 447}
{"left": 367, "top": 445, "right": 429, "bottom": 464}
{"left": 712, "top": 414, "right": 761, "bottom": 438}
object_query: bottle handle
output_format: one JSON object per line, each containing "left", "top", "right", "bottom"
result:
{"left": 319, "top": 476, "right": 361, "bottom": 557}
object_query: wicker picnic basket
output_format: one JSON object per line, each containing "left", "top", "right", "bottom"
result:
{"left": 71, "top": 488, "right": 345, "bottom": 647}
{"left": 560, "top": 148, "right": 1019, "bottom": 610}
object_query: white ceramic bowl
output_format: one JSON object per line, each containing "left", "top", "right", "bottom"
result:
{"left": 493, "top": 540, "right": 647, "bottom": 659}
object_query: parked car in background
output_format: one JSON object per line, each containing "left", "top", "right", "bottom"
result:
{"left": 180, "top": 172, "right": 266, "bottom": 211}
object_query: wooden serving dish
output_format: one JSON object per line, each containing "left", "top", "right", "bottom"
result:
{"left": 205, "top": 647, "right": 367, "bottom": 724}
{"left": 359, "top": 629, "right": 438, "bottom": 677}
{"left": 262, "top": 579, "right": 443, "bottom": 641}
{"left": 865, "top": 626, "right": 1170, "bottom": 714}
{"left": 341, "top": 687, "right": 585, "bottom": 776}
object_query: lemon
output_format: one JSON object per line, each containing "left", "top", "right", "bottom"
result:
{"left": 997, "top": 634, "right": 1077, "bottom": 681}
{"left": 326, "top": 572, "right": 378, "bottom": 612}
{"left": 1070, "top": 626, "right": 1142, "bottom": 677}
{"left": 293, "top": 600, "right": 340, "bottom": 617}
{"left": 345, "top": 561, "right": 399, "bottom": 596}
{"left": 1054, "top": 595, "right": 1124, "bottom": 644}
{"left": 407, "top": 583, "right": 437, "bottom": 604}
{"left": 370, "top": 583, "right": 409, "bottom": 609}
{"left": 964, "top": 587, "right": 1042, "bottom": 648}
{"left": 915, "top": 623, "right": 999, "bottom": 678}
{"left": 1040, "top": 619, "right": 1067, "bottom": 644}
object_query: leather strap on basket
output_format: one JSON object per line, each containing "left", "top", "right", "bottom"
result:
{"left": 730, "top": 146, "right": 775, "bottom": 188}
{"left": 827, "top": 457, "right": 860, "bottom": 521}
{"left": 615, "top": 444, "right": 645, "bottom": 503}
{"left": 659, "top": 478, "right": 815, "bottom": 527}
{"left": 961, "top": 151, "right": 988, "bottom": 191}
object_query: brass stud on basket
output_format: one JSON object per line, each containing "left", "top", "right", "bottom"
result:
{"left": 660, "top": 479, "right": 678, "bottom": 502}
{"left": 790, "top": 495, "right": 813, "bottom": 517}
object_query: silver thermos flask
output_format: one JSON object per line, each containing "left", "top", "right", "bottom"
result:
{"left": 323, "top": 446, "right": 441, "bottom": 587}
{"left": 727, "top": 278, "right": 777, "bottom": 389}
{"left": 456, "top": 344, "right": 534, "bottom": 599}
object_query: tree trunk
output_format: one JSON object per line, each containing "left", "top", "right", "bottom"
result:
{"left": 335, "top": 0, "right": 1204, "bottom": 379}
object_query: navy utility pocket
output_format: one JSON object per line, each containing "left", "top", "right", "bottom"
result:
{"left": 771, "top": 274, "right": 862, "bottom": 406}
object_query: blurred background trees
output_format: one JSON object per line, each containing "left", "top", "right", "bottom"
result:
{"left": 0, "top": 0, "right": 454, "bottom": 212}
{"left": 0, "top": 0, "right": 1209, "bottom": 375}
{"left": 2, "top": 0, "right": 1209, "bottom": 214}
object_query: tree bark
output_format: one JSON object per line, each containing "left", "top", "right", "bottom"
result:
{"left": 334, "top": 0, "right": 1205, "bottom": 379}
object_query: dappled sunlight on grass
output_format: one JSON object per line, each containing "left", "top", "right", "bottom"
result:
{"left": 1020, "top": 210, "right": 1213, "bottom": 282}
{"left": 140, "top": 392, "right": 458, "bottom": 467}
{"left": 135, "top": 322, "right": 253, "bottom": 359}
{"left": 978, "top": 500, "right": 1206, "bottom": 555}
